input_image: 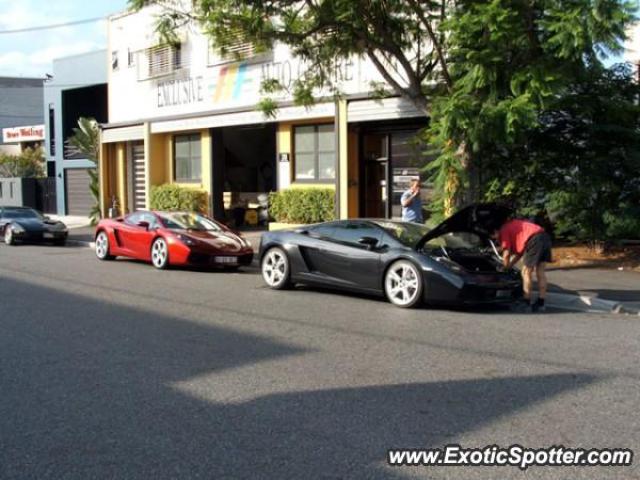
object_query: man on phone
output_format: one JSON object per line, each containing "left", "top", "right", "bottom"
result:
{"left": 401, "top": 178, "right": 423, "bottom": 223}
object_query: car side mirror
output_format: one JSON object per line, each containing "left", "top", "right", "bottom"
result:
{"left": 137, "top": 220, "right": 150, "bottom": 230}
{"left": 358, "top": 236, "right": 379, "bottom": 250}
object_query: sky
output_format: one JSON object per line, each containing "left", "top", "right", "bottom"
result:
{"left": 0, "top": 0, "right": 636, "bottom": 79}
{"left": 0, "top": 0, "right": 128, "bottom": 78}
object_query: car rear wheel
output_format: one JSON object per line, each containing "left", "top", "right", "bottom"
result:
{"left": 151, "top": 238, "right": 169, "bottom": 269}
{"left": 4, "top": 225, "right": 15, "bottom": 246}
{"left": 262, "top": 247, "right": 291, "bottom": 289}
{"left": 384, "top": 260, "right": 423, "bottom": 308}
{"left": 95, "top": 231, "right": 114, "bottom": 260}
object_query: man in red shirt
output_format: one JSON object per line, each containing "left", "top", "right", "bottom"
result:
{"left": 491, "top": 218, "right": 553, "bottom": 312}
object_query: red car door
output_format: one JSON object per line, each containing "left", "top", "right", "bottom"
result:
{"left": 118, "top": 212, "right": 156, "bottom": 260}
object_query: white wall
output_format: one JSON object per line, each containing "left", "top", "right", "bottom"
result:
{"left": 107, "top": 7, "right": 396, "bottom": 125}
{"left": 44, "top": 50, "right": 107, "bottom": 214}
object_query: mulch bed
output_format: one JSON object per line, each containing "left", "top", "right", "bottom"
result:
{"left": 550, "top": 243, "right": 640, "bottom": 272}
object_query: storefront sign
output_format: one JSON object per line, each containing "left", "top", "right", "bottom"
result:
{"left": 157, "top": 76, "right": 204, "bottom": 108}
{"left": 2, "top": 125, "right": 45, "bottom": 143}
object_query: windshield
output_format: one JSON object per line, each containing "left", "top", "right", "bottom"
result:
{"left": 374, "top": 220, "right": 483, "bottom": 250}
{"left": 158, "top": 212, "right": 222, "bottom": 232}
{"left": 2, "top": 209, "right": 43, "bottom": 220}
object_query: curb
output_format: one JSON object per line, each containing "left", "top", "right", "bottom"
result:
{"left": 67, "top": 240, "right": 95, "bottom": 249}
{"left": 546, "top": 292, "right": 639, "bottom": 316}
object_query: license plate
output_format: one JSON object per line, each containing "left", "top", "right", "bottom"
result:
{"left": 43, "top": 233, "right": 54, "bottom": 239}
{"left": 214, "top": 256, "right": 238, "bottom": 264}
{"left": 496, "top": 289, "right": 512, "bottom": 298}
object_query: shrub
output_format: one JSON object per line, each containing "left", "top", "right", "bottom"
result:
{"left": 269, "top": 188, "right": 335, "bottom": 224}
{"left": 149, "top": 184, "right": 208, "bottom": 213}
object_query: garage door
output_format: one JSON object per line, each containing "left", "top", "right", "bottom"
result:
{"left": 131, "top": 142, "right": 146, "bottom": 210}
{"left": 65, "top": 168, "right": 94, "bottom": 216}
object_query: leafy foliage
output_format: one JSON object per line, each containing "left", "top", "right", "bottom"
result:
{"left": 483, "top": 64, "right": 640, "bottom": 241}
{"left": 269, "top": 188, "right": 335, "bottom": 224}
{"left": 424, "top": 0, "right": 635, "bottom": 213}
{"left": 0, "top": 147, "right": 44, "bottom": 178}
{"left": 66, "top": 117, "right": 101, "bottom": 224}
{"left": 149, "top": 184, "right": 209, "bottom": 213}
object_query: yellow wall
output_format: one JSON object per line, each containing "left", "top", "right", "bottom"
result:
{"left": 116, "top": 142, "right": 127, "bottom": 214}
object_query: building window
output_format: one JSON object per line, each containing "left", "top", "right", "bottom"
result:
{"left": 294, "top": 125, "right": 335, "bottom": 182}
{"left": 145, "top": 44, "right": 182, "bottom": 79}
{"left": 173, "top": 134, "right": 201, "bottom": 183}
{"left": 128, "top": 49, "right": 135, "bottom": 67}
{"left": 112, "top": 51, "right": 119, "bottom": 71}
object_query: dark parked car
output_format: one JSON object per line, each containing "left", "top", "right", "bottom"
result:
{"left": 0, "top": 207, "right": 68, "bottom": 246}
{"left": 259, "top": 203, "right": 521, "bottom": 308}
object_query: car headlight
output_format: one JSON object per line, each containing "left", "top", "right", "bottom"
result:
{"left": 11, "top": 224, "right": 25, "bottom": 234}
{"left": 176, "top": 234, "right": 196, "bottom": 246}
{"left": 435, "top": 257, "right": 464, "bottom": 273}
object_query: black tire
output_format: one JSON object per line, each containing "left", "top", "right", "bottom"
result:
{"left": 261, "top": 247, "right": 291, "bottom": 289}
{"left": 95, "top": 231, "right": 115, "bottom": 260}
{"left": 150, "top": 237, "right": 170, "bottom": 270}
{"left": 384, "top": 260, "right": 423, "bottom": 308}
{"left": 54, "top": 239, "right": 67, "bottom": 247}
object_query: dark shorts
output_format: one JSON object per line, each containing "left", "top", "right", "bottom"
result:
{"left": 523, "top": 232, "right": 552, "bottom": 268}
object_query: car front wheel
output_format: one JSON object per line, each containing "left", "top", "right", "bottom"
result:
{"left": 95, "top": 231, "right": 114, "bottom": 260}
{"left": 384, "top": 260, "right": 423, "bottom": 308}
{"left": 261, "top": 247, "right": 291, "bottom": 289}
{"left": 151, "top": 238, "right": 170, "bottom": 269}
{"left": 4, "top": 225, "right": 15, "bottom": 246}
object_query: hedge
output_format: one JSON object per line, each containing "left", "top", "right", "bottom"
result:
{"left": 269, "top": 188, "right": 335, "bottom": 224}
{"left": 149, "top": 184, "right": 208, "bottom": 213}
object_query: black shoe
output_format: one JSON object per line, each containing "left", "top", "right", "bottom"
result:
{"left": 532, "top": 300, "right": 546, "bottom": 313}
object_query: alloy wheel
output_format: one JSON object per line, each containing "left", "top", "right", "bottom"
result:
{"left": 384, "top": 260, "right": 422, "bottom": 308}
{"left": 262, "top": 248, "right": 290, "bottom": 289}
{"left": 4, "top": 226, "right": 14, "bottom": 245}
{"left": 4, "top": 225, "right": 14, "bottom": 245}
{"left": 95, "top": 232, "right": 110, "bottom": 259}
{"left": 151, "top": 238, "right": 169, "bottom": 269}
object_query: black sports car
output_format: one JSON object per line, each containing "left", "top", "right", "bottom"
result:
{"left": 0, "top": 207, "right": 68, "bottom": 246}
{"left": 259, "top": 203, "right": 521, "bottom": 308}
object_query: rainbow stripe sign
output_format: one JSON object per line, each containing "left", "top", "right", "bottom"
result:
{"left": 209, "top": 63, "right": 253, "bottom": 103}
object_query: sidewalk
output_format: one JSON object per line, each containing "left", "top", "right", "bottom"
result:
{"left": 49, "top": 215, "right": 92, "bottom": 230}
{"left": 546, "top": 268, "right": 640, "bottom": 314}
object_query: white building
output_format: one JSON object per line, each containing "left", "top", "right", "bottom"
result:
{"left": 101, "top": 4, "right": 427, "bottom": 222}
{"left": 44, "top": 50, "right": 108, "bottom": 215}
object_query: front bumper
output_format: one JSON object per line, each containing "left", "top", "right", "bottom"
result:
{"left": 12, "top": 230, "right": 68, "bottom": 243}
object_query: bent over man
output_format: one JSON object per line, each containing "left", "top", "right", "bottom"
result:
{"left": 491, "top": 218, "right": 553, "bottom": 312}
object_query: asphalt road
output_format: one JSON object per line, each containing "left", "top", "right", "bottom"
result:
{"left": 0, "top": 244, "right": 638, "bottom": 480}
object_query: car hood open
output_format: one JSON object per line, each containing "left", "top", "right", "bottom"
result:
{"left": 416, "top": 203, "right": 512, "bottom": 249}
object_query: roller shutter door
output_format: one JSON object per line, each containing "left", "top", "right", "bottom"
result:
{"left": 131, "top": 142, "right": 146, "bottom": 210}
{"left": 65, "top": 168, "right": 94, "bottom": 216}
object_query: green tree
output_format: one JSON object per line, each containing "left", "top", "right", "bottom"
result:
{"left": 66, "top": 117, "right": 101, "bottom": 224}
{"left": 0, "top": 147, "right": 45, "bottom": 178}
{"left": 484, "top": 64, "right": 640, "bottom": 242}
{"left": 129, "top": 0, "right": 634, "bottom": 216}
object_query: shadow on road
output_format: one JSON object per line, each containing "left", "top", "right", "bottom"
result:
{"left": 0, "top": 276, "right": 598, "bottom": 479}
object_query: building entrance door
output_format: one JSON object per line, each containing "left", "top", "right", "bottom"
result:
{"left": 361, "top": 133, "right": 389, "bottom": 218}
{"left": 359, "top": 125, "right": 430, "bottom": 220}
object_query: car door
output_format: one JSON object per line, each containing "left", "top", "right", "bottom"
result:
{"left": 310, "top": 221, "right": 383, "bottom": 291}
{"left": 117, "top": 212, "right": 156, "bottom": 260}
